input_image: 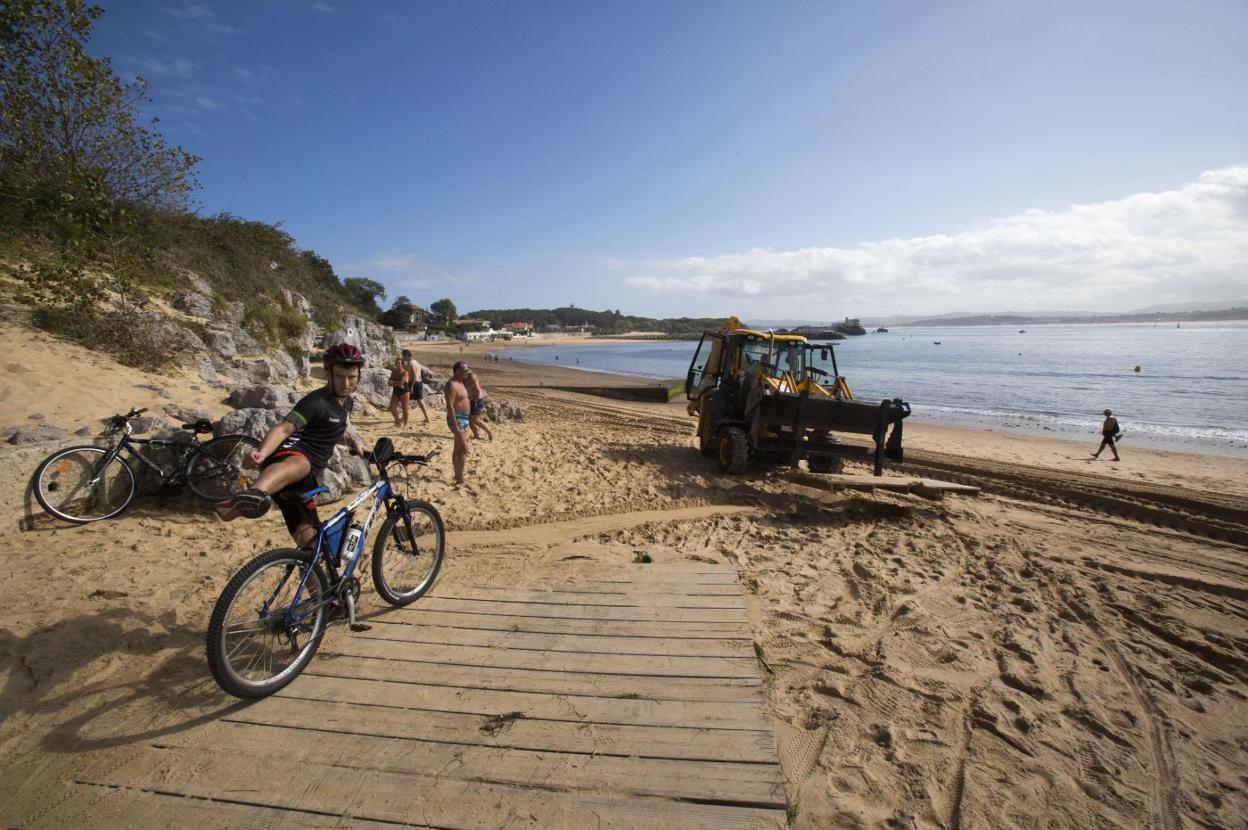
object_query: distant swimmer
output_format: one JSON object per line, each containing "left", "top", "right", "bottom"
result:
{"left": 1091, "top": 409, "right": 1122, "bottom": 462}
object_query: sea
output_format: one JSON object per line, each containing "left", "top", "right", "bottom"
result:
{"left": 496, "top": 322, "right": 1248, "bottom": 456}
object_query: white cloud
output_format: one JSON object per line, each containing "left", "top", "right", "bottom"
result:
{"left": 233, "top": 67, "right": 254, "bottom": 80}
{"left": 340, "top": 254, "right": 472, "bottom": 294}
{"left": 312, "top": 2, "right": 339, "bottom": 12}
{"left": 129, "top": 57, "right": 193, "bottom": 77}
{"left": 195, "top": 95, "right": 223, "bottom": 110}
{"left": 621, "top": 167, "right": 1248, "bottom": 315}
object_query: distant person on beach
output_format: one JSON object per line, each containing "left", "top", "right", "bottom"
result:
{"left": 445, "top": 361, "right": 472, "bottom": 485}
{"left": 465, "top": 367, "right": 494, "bottom": 441}
{"left": 402, "top": 349, "right": 430, "bottom": 424}
{"left": 1092, "top": 409, "right": 1121, "bottom": 461}
{"left": 214, "top": 343, "right": 369, "bottom": 545}
{"left": 387, "top": 355, "right": 410, "bottom": 428}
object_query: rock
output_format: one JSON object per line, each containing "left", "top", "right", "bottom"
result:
{"left": 28, "top": 413, "right": 44, "bottom": 421}
{"left": 331, "top": 445, "right": 370, "bottom": 486}
{"left": 281, "top": 287, "right": 314, "bottom": 319}
{"left": 232, "top": 326, "right": 262, "bottom": 356}
{"left": 7, "top": 426, "right": 69, "bottom": 444}
{"left": 129, "top": 416, "right": 165, "bottom": 434}
{"left": 74, "top": 426, "right": 94, "bottom": 437}
{"left": 316, "top": 467, "right": 351, "bottom": 503}
{"left": 172, "top": 291, "right": 214, "bottom": 319}
{"left": 485, "top": 398, "right": 523, "bottom": 423}
{"left": 233, "top": 352, "right": 298, "bottom": 384}
{"left": 323, "top": 314, "right": 397, "bottom": 366}
{"left": 214, "top": 408, "right": 283, "bottom": 440}
{"left": 220, "top": 301, "right": 245, "bottom": 326}
{"left": 228, "top": 384, "right": 296, "bottom": 411}
{"left": 136, "top": 383, "right": 173, "bottom": 400}
{"left": 207, "top": 330, "right": 237, "bottom": 360}
{"left": 196, "top": 358, "right": 218, "bottom": 383}
{"left": 164, "top": 405, "right": 212, "bottom": 425}
{"left": 131, "top": 428, "right": 194, "bottom": 490}
{"left": 183, "top": 269, "right": 214, "bottom": 296}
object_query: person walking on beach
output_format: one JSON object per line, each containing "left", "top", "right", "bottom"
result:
{"left": 445, "top": 361, "right": 472, "bottom": 485}
{"left": 1092, "top": 409, "right": 1121, "bottom": 461}
{"left": 387, "top": 354, "right": 410, "bottom": 428}
{"left": 464, "top": 366, "right": 494, "bottom": 441}
{"left": 402, "top": 349, "right": 430, "bottom": 424}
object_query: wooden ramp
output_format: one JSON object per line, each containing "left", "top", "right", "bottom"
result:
{"left": 56, "top": 564, "right": 787, "bottom": 829}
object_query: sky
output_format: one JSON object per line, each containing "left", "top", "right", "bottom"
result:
{"left": 90, "top": 0, "right": 1248, "bottom": 320}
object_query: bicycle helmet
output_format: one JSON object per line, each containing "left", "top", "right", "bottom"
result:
{"left": 323, "top": 342, "right": 366, "bottom": 367}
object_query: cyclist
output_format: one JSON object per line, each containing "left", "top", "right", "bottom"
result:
{"left": 214, "top": 342, "right": 371, "bottom": 547}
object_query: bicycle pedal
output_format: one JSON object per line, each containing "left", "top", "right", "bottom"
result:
{"left": 349, "top": 623, "right": 371, "bottom": 632}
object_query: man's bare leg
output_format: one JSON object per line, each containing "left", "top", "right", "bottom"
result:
{"left": 215, "top": 454, "right": 311, "bottom": 520}
{"left": 416, "top": 398, "right": 430, "bottom": 424}
{"left": 452, "top": 432, "right": 469, "bottom": 485}
{"left": 470, "top": 414, "right": 493, "bottom": 441}
{"left": 400, "top": 396, "right": 410, "bottom": 428}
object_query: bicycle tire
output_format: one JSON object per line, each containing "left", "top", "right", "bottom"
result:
{"left": 32, "top": 446, "right": 136, "bottom": 523}
{"left": 207, "top": 548, "right": 329, "bottom": 699}
{"left": 184, "top": 434, "right": 261, "bottom": 501}
{"left": 371, "top": 499, "right": 445, "bottom": 606}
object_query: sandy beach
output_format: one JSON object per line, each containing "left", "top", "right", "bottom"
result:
{"left": 2, "top": 331, "right": 1246, "bottom": 828}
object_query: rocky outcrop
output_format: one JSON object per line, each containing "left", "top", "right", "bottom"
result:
{"left": 172, "top": 291, "right": 214, "bottom": 318}
{"left": 485, "top": 399, "right": 524, "bottom": 423}
{"left": 323, "top": 314, "right": 397, "bottom": 366}
{"left": 214, "top": 407, "right": 284, "bottom": 440}
{"left": 228, "top": 385, "right": 298, "bottom": 411}
{"left": 182, "top": 269, "right": 214, "bottom": 296}
{"left": 7, "top": 426, "right": 69, "bottom": 445}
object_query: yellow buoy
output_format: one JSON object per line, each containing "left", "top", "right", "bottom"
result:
{"left": 1134, "top": 365, "right": 1141, "bottom": 373}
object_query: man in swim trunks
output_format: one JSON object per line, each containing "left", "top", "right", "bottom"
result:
{"left": 402, "top": 349, "right": 430, "bottom": 424}
{"left": 1091, "top": 408, "right": 1121, "bottom": 462}
{"left": 214, "top": 343, "right": 370, "bottom": 546}
{"left": 388, "top": 354, "right": 410, "bottom": 428}
{"left": 445, "top": 361, "right": 472, "bottom": 485}
{"left": 464, "top": 366, "right": 493, "bottom": 441}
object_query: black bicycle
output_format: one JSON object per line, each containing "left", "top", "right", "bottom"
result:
{"left": 32, "top": 407, "right": 261, "bottom": 524}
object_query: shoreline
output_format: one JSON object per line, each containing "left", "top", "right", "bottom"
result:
{"left": 463, "top": 342, "right": 1248, "bottom": 460}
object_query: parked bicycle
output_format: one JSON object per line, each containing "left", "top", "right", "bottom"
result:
{"left": 32, "top": 407, "right": 260, "bottom": 524}
{"left": 206, "top": 437, "right": 444, "bottom": 699}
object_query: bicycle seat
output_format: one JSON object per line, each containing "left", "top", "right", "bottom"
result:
{"left": 300, "top": 485, "right": 330, "bottom": 500}
{"left": 182, "top": 419, "right": 214, "bottom": 435}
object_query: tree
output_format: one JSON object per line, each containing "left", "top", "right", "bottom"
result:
{"left": 342, "top": 277, "right": 385, "bottom": 318}
{"left": 380, "top": 294, "right": 413, "bottom": 329}
{"left": 1, "top": 0, "right": 200, "bottom": 217}
{"left": 430, "top": 298, "right": 457, "bottom": 328}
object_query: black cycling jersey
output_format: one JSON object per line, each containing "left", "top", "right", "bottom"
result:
{"left": 279, "top": 387, "right": 353, "bottom": 471}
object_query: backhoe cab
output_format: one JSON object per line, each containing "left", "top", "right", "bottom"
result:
{"left": 685, "top": 317, "right": 909, "bottom": 474}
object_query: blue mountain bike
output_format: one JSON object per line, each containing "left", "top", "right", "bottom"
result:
{"left": 206, "top": 438, "right": 445, "bottom": 698}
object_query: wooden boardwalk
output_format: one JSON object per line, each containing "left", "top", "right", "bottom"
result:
{"left": 56, "top": 564, "right": 787, "bottom": 829}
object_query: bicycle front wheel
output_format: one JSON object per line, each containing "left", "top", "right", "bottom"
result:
{"left": 32, "top": 446, "right": 136, "bottom": 523}
{"left": 206, "top": 548, "right": 329, "bottom": 699}
{"left": 371, "top": 499, "right": 445, "bottom": 606}
{"left": 184, "top": 434, "right": 261, "bottom": 501}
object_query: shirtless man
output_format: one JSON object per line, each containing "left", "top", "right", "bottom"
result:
{"left": 214, "top": 343, "right": 370, "bottom": 546}
{"left": 464, "top": 366, "right": 494, "bottom": 441}
{"left": 402, "top": 349, "right": 430, "bottom": 424}
{"left": 387, "top": 355, "right": 409, "bottom": 428}
{"left": 445, "top": 361, "right": 472, "bottom": 485}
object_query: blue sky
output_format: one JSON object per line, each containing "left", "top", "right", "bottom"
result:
{"left": 92, "top": 1, "right": 1248, "bottom": 319}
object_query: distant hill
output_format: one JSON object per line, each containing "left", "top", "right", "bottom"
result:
{"left": 871, "top": 307, "right": 1248, "bottom": 327}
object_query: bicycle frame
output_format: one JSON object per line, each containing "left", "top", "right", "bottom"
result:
{"left": 273, "top": 477, "right": 395, "bottom": 626}
{"left": 92, "top": 426, "right": 201, "bottom": 487}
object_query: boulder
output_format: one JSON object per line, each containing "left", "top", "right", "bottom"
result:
{"left": 233, "top": 352, "right": 298, "bottom": 384}
{"left": 172, "top": 291, "right": 214, "bottom": 319}
{"left": 219, "top": 301, "right": 246, "bottom": 326}
{"left": 323, "top": 314, "right": 396, "bottom": 366}
{"left": 136, "top": 383, "right": 173, "bottom": 400}
{"left": 281, "top": 287, "right": 314, "bottom": 319}
{"left": 129, "top": 416, "right": 165, "bottom": 434}
{"left": 182, "top": 269, "right": 214, "bottom": 296}
{"left": 485, "top": 398, "right": 524, "bottom": 423}
{"left": 329, "top": 445, "right": 370, "bottom": 487}
{"left": 214, "top": 408, "right": 284, "bottom": 440}
{"left": 228, "top": 384, "right": 297, "bottom": 411}
{"left": 316, "top": 467, "right": 351, "bottom": 504}
{"left": 7, "top": 426, "right": 69, "bottom": 445}
{"left": 196, "top": 358, "right": 218, "bottom": 383}
{"left": 164, "top": 405, "right": 212, "bottom": 425}
{"left": 207, "top": 330, "right": 237, "bottom": 360}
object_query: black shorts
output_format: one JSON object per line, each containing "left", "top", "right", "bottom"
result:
{"left": 263, "top": 450, "right": 320, "bottom": 537}
{"left": 410, "top": 381, "right": 424, "bottom": 400}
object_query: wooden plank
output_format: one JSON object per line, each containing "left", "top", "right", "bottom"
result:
{"left": 77, "top": 749, "right": 787, "bottom": 830}
{"left": 307, "top": 654, "right": 766, "bottom": 703}
{"left": 406, "top": 596, "right": 749, "bottom": 623}
{"left": 229, "top": 696, "right": 780, "bottom": 762}
{"left": 328, "top": 633, "right": 760, "bottom": 678}
{"left": 165, "top": 723, "right": 786, "bottom": 804}
{"left": 365, "top": 607, "right": 750, "bottom": 638}
{"left": 356, "top": 619, "right": 757, "bottom": 658}
{"left": 438, "top": 588, "right": 745, "bottom": 607}
{"left": 281, "top": 672, "right": 771, "bottom": 730}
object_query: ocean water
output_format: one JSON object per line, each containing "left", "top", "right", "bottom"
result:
{"left": 499, "top": 323, "right": 1248, "bottom": 454}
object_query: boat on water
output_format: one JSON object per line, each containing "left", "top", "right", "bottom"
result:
{"left": 1019, "top": 329, "right": 1026, "bottom": 333}
{"left": 933, "top": 341, "right": 942, "bottom": 345}
{"left": 875, "top": 327, "right": 889, "bottom": 333}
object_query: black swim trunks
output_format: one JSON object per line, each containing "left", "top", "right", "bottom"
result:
{"left": 263, "top": 449, "right": 320, "bottom": 538}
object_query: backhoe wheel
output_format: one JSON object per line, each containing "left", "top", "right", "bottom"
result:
{"left": 717, "top": 427, "right": 749, "bottom": 474}
{"left": 808, "top": 456, "right": 845, "bottom": 474}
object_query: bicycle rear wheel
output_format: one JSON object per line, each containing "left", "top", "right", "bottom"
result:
{"left": 32, "top": 446, "right": 136, "bottom": 523}
{"left": 185, "top": 434, "right": 261, "bottom": 500}
{"left": 371, "top": 499, "right": 445, "bottom": 606}
{"left": 207, "top": 548, "right": 329, "bottom": 699}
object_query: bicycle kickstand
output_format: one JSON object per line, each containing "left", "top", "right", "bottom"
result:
{"left": 344, "top": 590, "right": 371, "bottom": 633}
